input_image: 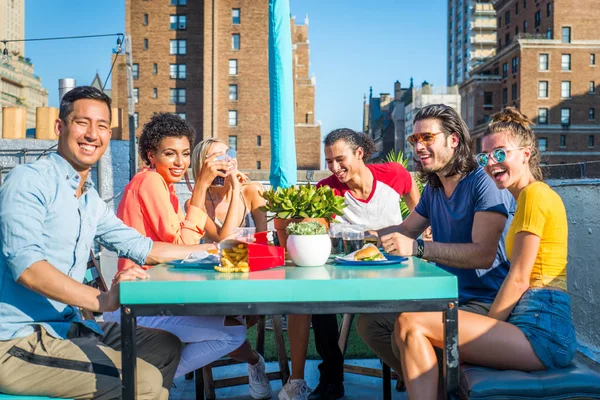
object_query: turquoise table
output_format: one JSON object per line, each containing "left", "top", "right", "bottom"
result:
{"left": 120, "top": 257, "right": 459, "bottom": 399}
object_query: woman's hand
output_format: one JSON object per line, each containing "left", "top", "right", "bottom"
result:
{"left": 228, "top": 170, "right": 248, "bottom": 192}
{"left": 194, "top": 153, "right": 235, "bottom": 191}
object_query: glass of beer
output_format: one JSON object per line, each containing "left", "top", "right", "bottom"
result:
{"left": 342, "top": 224, "right": 365, "bottom": 255}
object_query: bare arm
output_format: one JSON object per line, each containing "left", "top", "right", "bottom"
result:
{"left": 377, "top": 209, "right": 430, "bottom": 240}
{"left": 145, "top": 241, "right": 217, "bottom": 265}
{"left": 245, "top": 182, "right": 267, "bottom": 232}
{"left": 18, "top": 260, "right": 148, "bottom": 313}
{"left": 402, "top": 175, "right": 420, "bottom": 213}
{"left": 488, "top": 231, "right": 538, "bottom": 321}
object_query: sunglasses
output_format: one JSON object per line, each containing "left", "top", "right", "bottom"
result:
{"left": 476, "top": 147, "right": 523, "bottom": 167}
{"left": 407, "top": 132, "right": 444, "bottom": 147}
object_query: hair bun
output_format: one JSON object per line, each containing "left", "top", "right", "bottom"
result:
{"left": 491, "top": 107, "right": 532, "bottom": 128}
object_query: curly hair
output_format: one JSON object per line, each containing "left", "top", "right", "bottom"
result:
{"left": 413, "top": 104, "right": 478, "bottom": 188}
{"left": 138, "top": 113, "right": 196, "bottom": 166}
{"left": 323, "top": 128, "right": 377, "bottom": 160}
{"left": 483, "top": 107, "right": 543, "bottom": 181}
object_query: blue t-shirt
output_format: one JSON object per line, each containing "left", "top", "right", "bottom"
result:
{"left": 415, "top": 167, "right": 515, "bottom": 305}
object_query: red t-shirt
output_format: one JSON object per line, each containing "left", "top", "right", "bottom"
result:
{"left": 317, "top": 163, "right": 412, "bottom": 231}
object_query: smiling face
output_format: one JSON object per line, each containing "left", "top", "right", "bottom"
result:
{"left": 148, "top": 136, "right": 191, "bottom": 185}
{"left": 324, "top": 139, "right": 363, "bottom": 184}
{"left": 481, "top": 131, "right": 531, "bottom": 190}
{"left": 55, "top": 99, "right": 112, "bottom": 172}
{"left": 412, "top": 118, "right": 457, "bottom": 175}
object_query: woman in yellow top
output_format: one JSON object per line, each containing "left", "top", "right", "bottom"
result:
{"left": 394, "top": 107, "right": 576, "bottom": 400}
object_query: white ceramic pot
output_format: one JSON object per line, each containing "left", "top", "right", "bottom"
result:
{"left": 286, "top": 234, "right": 332, "bottom": 267}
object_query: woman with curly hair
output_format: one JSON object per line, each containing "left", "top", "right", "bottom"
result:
{"left": 106, "top": 113, "right": 271, "bottom": 399}
{"left": 394, "top": 108, "right": 576, "bottom": 400}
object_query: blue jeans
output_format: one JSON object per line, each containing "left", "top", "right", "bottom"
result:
{"left": 508, "top": 288, "right": 577, "bottom": 368}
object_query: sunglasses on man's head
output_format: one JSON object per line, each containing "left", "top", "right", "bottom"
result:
{"left": 406, "top": 132, "right": 444, "bottom": 147}
{"left": 475, "top": 147, "right": 523, "bottom": 167}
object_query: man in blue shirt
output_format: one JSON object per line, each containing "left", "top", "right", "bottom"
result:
{"left": 357, "top": 104, "right": 515, "bottom": 391}
{"left": 0, "top": 87, "right": 210, "bottom": 399}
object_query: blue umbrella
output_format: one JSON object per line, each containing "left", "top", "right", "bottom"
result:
{"left": 268, "top": 0, "right": 297, "bottom": 189}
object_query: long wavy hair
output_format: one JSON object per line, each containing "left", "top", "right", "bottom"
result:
{"left": 413, "top": 104, "right": 478, "bottom": 188}
{"left": 483, "top": 107, "right": 543, "bottom": 181}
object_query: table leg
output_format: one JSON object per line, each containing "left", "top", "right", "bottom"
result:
{"left": 443, "top": 301, "right": 459, "bottom": 399}
{"left": 121, "top": 305, "right": 137, "bottom": 399}
{"left": 382, "top": 361, "right": 392, "bottom": 400}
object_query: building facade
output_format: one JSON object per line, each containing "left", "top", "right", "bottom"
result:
{"left": 112, "top": 0, "right": 321, "bottom": 171}
{"left": 460, "top": 0, "right": 600, "bottom": 165}
{"left": 448, "top": 0, "right": 497, "bottom": 86}
{"left": 0, "top": 0, "right": 48, "bottom": 132}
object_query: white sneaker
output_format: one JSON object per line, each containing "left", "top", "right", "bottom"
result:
{"left": 248, "top": 353, "right": 272, "bottom": 399}
{"left": 278, "top": 378, "right": 309, "bottom": 400}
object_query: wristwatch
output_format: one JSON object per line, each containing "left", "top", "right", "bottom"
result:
{"left": 415, "top": 238, "right": 425, "bottom": 258}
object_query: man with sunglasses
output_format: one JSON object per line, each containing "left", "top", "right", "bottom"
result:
{"left": 356, "top": 104, "right": 515, "bottom": 390}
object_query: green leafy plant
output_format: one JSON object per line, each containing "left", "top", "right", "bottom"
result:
{"left": 385, "top": 149, "right": 424, "bottom": 219}
{"left": 285, "top": 221, "right": 327, "bottom": 235}
{"left": 259, "top": 184, "right": 346, "bottom": 220}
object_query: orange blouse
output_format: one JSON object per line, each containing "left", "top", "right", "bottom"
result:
{"left": 116, "top": 168, "right": 207, "bottom": 271}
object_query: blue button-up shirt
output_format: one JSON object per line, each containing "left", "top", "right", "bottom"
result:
{"left": 0, "top": 153, "right": 153, "bottom": 340}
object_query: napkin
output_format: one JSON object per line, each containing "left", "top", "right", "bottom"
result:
{"left": 182, "top": 251, "right": 220, "bottom": 264}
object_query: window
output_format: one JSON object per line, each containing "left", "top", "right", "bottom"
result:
{"left": 144, "top": 38, "right": 148, "bottom": 50}
{"left": 134, "top": 112, "right": 139, "bottom": 128}
{"left": 171, "top": 0, "right": 187, "bottom": 5}
{"left": 561, "top": 81, "right": 571, "bottom": 98}
{"left": 512, "top": 83, "right": 518, "bottom": 100}
{"left": 232, "top": 34, "right": 240, "bottom": 50}
{"left": 502, "top": 87, "right": 508, "bottom": 105}
{"left": 590, "top": 108, "right": 596, "bottom": 120}
{"left": 132, "top": 64, "right": 139, "bottom": 79}
{"left": 560, "top": 108, "right": 571, "bottom": 125}
{"left": 229, "top": 84, "right": 238, "bottom": 101}
{"left": 512, "top": 57, "right": 519, "bottom": 74}
{"left": 539, "top": 54, "right": 549, "bottom": 70}
{"left": 256, "top": 135, "right": 262, "bottom": 146}
{"left": 515, "top": 26, "right": 519, "bottom": 36}
{"left": 560, "top": 135, "right": 566, "bottom": 147}
{"left": 498, "top": 16, "right": 502, "bottom": 27}
{"left": 591, "top": 54, "right": 596, "bottom": 65}
{"left": 515, "top": 2, "right": 519, "bottom": 14}
{"left": 152, "top": 88, "right": 157, "bottom": 99}
{"left": 229, "top": 59, "right": 238, "bottom": 75}
{"left": 255, "top": 161, "right": 261, "bottom": 170}
{"left": 535, "top": 11, "right": 541, "bottom": 27}
{"left": 538, "top": 108, "right": 548, "bottom": 124}
{"left": 152, "top": 63, "right": 157, "bottom": 74}
{"left": 547, "top": 2, "right": 551, "bottom": 17}
{"left": 232, "top": 8, "right": 240, "bottom": 24}
{"left": 505, "top": 10, "right": 510, "bottom": 24}
{"left": 169, "top": 64, "right": 186, "bottom": 79}
{"left": 133, "top": 88, "right": 139, "bottom": 104}
{"left": 228, "top": 135, "right": 238, "bottom": 150}
{"left": 143, "top": 14, "right": 148, "bottom": 25}
{"left": 505, "top": 32, "right": 510, "bottom": 46}
{"left": 523, "top": 20, "right": 527, "bottom": 33}
{"left": 590, "top": 135, "right": 595, "bottom": 147}
{"left": 170, "top": 40, "right": 186, "bottom": 55}
{"left": 175, "top": 112, "right": 186, "bottom": 120}
{"left": 590, "top": 81, "right": 596, "bottom": 94}
{"left": 546, "top": 28, "right": 552, "bottom": 39}
{"left": 484, "top": 91, "right": 493, "bottom": 108}
{"left": 228, "top": 110, "right": 238, "bottom": 126}
{"left": 169, "top": 88, "right": 186, "bottom": 104}
{"left": 538, "top": 81, "right": 548, "bottom": 98}
{"left": 170, "top": 15, "right": 186, "bottom": 30}
{"left": 538, "top": 138, "right": 548, "bottom": 152}
{"left": 523, "top": 0, "right": 527, "bottom": 8}
{"left": 502, "top": 62, "right": 508, "bottom": 78}
{"left": 561, "top": 54, "right": 571, "bottom": 70}
{"left": 562, "top": 27, "right": 571, "bottom": 43}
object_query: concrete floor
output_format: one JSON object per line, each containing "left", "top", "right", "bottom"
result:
{"left": 170, "top": 359, "right": 408, "bottom": 400}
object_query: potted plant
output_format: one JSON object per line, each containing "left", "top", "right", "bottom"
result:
{"left": 285, "top": 221, "right": 331, "bottom": 267}
{"left": 260, "top": 184, "right": 346, "bottom": 250}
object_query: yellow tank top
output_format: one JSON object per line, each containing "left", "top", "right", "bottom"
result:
{"left": 505, "top": 182, "right": 568, "bottom": 291}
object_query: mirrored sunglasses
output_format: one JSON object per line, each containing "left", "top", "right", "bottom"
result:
{"left": 476, "top": 147, "right": 523, "bottom": 167}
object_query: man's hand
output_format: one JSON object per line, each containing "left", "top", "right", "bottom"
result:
{"left": 105, "top": 266, "right": 148, "bottom": 312}
{"left": 381, "top": 232, "right": 416, "bottom": 257}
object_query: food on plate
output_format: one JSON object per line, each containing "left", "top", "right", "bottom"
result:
{"left": 354, "top": 246, "right": 385, "bottom": 262}
{"left": 215, "top": 243, "right": 250, "bottom": 273}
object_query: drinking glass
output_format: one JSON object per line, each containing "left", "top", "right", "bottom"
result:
{"left": 329, "top": 223, "right": 346, "bottom": 255}
{"left": 342, "top": 224, "right": 365, "bottom": 255}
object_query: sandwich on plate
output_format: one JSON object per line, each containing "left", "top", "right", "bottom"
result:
{"left": 354, "top": 246, "right": 385, "bottom": 262}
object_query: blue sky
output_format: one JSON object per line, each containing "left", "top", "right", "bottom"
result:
{"left": 25, "top": 0, "right": 446, "bottom": 136}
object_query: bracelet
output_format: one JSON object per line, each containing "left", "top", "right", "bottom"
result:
{"left": 415, "top": 238, "right": 425, "bottom": 258}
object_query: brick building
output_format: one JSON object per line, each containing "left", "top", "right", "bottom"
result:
{"left": 460, "top": 0, "right": 600, "bottom": 165}
{"left": 111, "top": 0, "right": 321, "bottom": 171}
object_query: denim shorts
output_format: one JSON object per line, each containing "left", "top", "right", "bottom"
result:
{"left": 507, "top": 288, "right": 577, "bottom": 369}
